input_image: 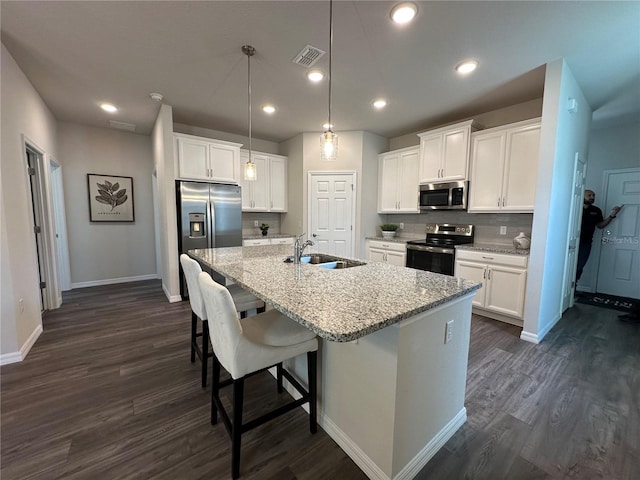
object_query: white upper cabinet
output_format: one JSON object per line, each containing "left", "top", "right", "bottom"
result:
{"left": 378, "top": 146, "right": 419, "bottom": 213}
{"left": 417, "top": 120, "right": 475, "bottom": 183}
{"left": 468, "top": 118, "right": 540, "bottom": 213}
{"left": 240, "top": 150, "right": 288, "bottom": 212}
{"left": 174, "top": 133, "right": 241, "bottom": 183}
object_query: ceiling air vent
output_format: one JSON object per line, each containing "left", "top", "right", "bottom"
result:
{"left": 292, "top": 45, "right": 326, "bottom": 68}
{"left": 109, "top": 120, "right": 136, "bottom": 132}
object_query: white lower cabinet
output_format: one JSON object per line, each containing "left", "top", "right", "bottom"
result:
{"left": 455, "top": 250, "right": 528, "bottom": 325}
{"left": 367, "top": 240, "right": 406, "bottom": 267}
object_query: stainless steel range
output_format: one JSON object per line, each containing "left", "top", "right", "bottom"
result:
{"left": 406, "top": 223, "right": 474, "bottom": 275}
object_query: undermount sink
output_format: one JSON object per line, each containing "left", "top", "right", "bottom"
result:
{"left": 301, "top": 254, "right": 366, "bottom": 269}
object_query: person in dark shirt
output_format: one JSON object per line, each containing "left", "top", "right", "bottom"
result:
{"left": 576, "top": 189, "right": 622, "bottom": 282}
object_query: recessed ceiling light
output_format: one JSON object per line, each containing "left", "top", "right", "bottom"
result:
{"left": 149, "top": 92, "right": 164, "bottom": 102}
{"left": 390, "top": 2, "right": 417, "bottom": 24}
{"left": 100, "top": 103, "right": 118, "bottom": 113}
{"left": 455, "top": 60, "right": 478, "bottom": 75}
{"left": 262, "top": 104, "right": 276, "bottom": 114}
{"left": 307, "top": 70, "right": 324, "bottom": 82}
{"left": 372, "top": 99, "right": 387, "bottom": 109}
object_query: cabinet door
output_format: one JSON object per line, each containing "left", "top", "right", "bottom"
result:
{"left": 441, "top": 128, "right": 469, "bottom": 181}
{"left": 397, "top": 149, "right": 419, "bottom": 212}
{"left": 455, "top": 260, "right": 487, "bottom": 307}
{"left": 386, "top": 250, "right": 406, "bottom": 267}
{"left": 249, "top": 155, "right": 270, "bottom": 211}
{"left": 419, "top": 134, "right": 442, "bottom": 182}
{"left": 269, "top": 157, "right": 287, "bottom": 212}
{"left": 176, "top": 136, "right": 210, "bottom": 180}
{"left": 379, "top": 153, "right": 400, "bottom": 212}
{"left": 368, "top": 247, "right": 387, "bottom": 263}
{"left": 502, "top": 124, "right": 540, "bottom": 212}
{"left": 468, "top": 131, "right": 506, "bottom": 212}
{"left": 243, "top": 239, "right": 271, "bottom": 246}
{"left": 209, "top": 143, "right": 240, "bottom": 183}
{"left": 484, "top": 265, "right": 527, "bottom": 318}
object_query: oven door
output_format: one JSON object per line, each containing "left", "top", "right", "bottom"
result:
{"left": 406, "top": 244, "right": 455, "bottom": 275}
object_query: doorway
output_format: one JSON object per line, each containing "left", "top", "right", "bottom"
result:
{"left": 308, "top": 172, "right": 356, "bottom": 257}
{"left": 561, "top": 153, "right": 586, "bottom": 312}
{"left": 50, "top": 159, "right": 71, "bottom": 292}
{"left": 26, "top": 146, "right": 48, "bottom": 312}
{"left": 596, "top": 168, "right": 640, "bottom": 299}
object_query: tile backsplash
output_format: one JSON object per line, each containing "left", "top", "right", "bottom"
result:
{"left": 381, "top": 212, "right": 533, "bottom": 245}
{"left": 242, "top": 212, "right": 283, "bottom": 237}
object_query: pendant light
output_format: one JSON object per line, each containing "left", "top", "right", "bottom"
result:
{"left": 243, "top": 45, "right": 257, "bottom": 181}
{"left": 321, "top": 0, "right": 338, "bottom": 161}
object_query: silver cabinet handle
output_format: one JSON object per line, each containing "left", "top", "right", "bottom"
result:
{"left": 481, "top": 256, "right": 494, "bottom": 260}
{"left": 502, "top": 197, "right": 506, "bottom": 207}
{"left": 488, "top": 268, "right": 492, "bottom": 280}
{"left": 483, "top": 268, "right": 487, "bottom": 279}
{"left": 497, "top": 197, "right": 501, "bottom": 207}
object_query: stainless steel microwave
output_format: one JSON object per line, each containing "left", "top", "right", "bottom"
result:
{"left": 419, "top": 181, "right": 468, "bottom": 210}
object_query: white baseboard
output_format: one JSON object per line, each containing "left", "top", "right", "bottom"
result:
{"left": 520, "top": 310, "right": 561, "bottom": 344}
{"left": 520, "top": 330, "right": 540, "bottom": 344}
{"left": 71, "top": 274, "right": 158, "bottom": 289}
{"left": 163, "top": 283, "right": 182, "bottom": 303}
{"left": 0, "top": 323, "right": 42, "bottom": 365}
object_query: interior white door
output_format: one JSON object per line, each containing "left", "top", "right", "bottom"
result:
{"left": 596, "top": 168, "right": 640, "bottom": 298}
{"left": 309, "top": 173, "right": 355, "bottom": 257}
{"left": 562, "top": 153, "right": 586, "bottom": 311}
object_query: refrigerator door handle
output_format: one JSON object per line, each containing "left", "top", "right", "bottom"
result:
{"left": 208, "top": 194, "right": 215, "bottom": 248}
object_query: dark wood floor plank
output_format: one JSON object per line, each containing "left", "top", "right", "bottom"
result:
{"left": 2, "top": 280, "right": 638, "bottom": 480}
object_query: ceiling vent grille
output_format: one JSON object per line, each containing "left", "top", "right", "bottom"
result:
{"left": 109, "top": 120, "right": 136, "bottom": 132}
{"left": 292, "top": 45, "right": 326, "bottom": 68}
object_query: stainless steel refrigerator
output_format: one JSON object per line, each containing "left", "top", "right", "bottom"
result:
{"left": 177, "top": 181, "right": 242, "bottom": 298}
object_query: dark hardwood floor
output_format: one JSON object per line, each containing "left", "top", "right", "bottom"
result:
{"left": 1, "top": 280, "right": 638, "bottom": 479}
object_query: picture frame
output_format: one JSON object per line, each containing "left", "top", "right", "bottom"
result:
{"left": 87, "top": 173, "right": 134, "bottom": 222}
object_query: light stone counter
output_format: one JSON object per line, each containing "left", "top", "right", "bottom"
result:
{"left": 456, "top": 242, "right": 530, "bottom": 256}
{"left": 189, "top": 244, "right": 480, "bottom": 342}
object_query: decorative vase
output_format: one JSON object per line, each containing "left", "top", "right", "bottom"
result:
{"left": 513, "top": 232, "right": 530, "bottom": 249}
{"left": 381, "top": 231, "right": 396, "bottom": 239}
{"left": 261, "top": 230, "right": 268, "bottom": 236}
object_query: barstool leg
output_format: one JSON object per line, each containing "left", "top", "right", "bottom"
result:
{"left": 201, "top": 320, "right": 209, "bottom": 388}
{"left": 211, "top": 353, "right": 221, "bottom": 425}
{"left": 276, "top": 362, "right": 284, "bottom": 393}
{"left": 307, "top": 351, "right": 318, "bottom": 434}
{"left": 190, "top": 311, "right": 197, "bottom": 363}
{"left": 232, "top": 378, "right": 245, "bottom": 480}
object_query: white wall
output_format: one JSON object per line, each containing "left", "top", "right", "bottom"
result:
{"left": 1, "top": 43, "right": 58, "bottom": 362}
{"left": 152, "top": 105, "right": 181, "bottom": 302}
{"left": 522, "top": 59, "right": 592, "bottom": 344}
{"left": 361, "top": 131, "right": 389, "bottom": 255}
{"left": 577, "top": 120, "right": 640, "bottom": 291}
{"left": 57, "top": 122, "right": 157, "bottom": 286}
{"left": 280, "top": 133, "right": 304, "bottom": 236}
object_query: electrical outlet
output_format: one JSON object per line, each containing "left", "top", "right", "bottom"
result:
{"left": 399, "top": 223, "right": 404, "bottom": 229}
{"left": 445, "top": 320, "right": 454, "bottom": 344}
{"left": 253, "top": 220, "right": 259, "bottom": 227}
{"left": 499, "top": 226, "right": 507, "bottom": 235}
{"left": 19, "top": 298, "right": 24, "bottom": 313}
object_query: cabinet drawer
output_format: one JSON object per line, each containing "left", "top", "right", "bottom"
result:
{"left": 368, "top": 240, "right": 407, "bottom": 253}
{"left": 243, "top": 239, "right": 271, "bottom": 246}
{"left": 456, "top": 249, "right": 528, "bottom": 268}
{"left": 271, "top": 237, "right": 294, "bottom": 245}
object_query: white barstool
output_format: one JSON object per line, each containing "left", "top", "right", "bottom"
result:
{"left": 198, "top": 271, "right": 318, "bottom": 480}
{"left": 180, "top": 254, "right": 265, "bottom": 388}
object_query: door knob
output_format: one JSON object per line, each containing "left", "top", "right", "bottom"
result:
{"left": 312, "top": 233, "right": 318, "bottom": 237}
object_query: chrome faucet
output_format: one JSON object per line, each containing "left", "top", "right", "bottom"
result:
{"left": 294, "top": 233, "right": 314, "bottom": 264}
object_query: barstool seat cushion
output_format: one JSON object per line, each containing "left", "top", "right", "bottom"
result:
{"left": 199, "top": 272, "right": 318, "bottom": 379}
{"left": 241, "top": 310, "right": 317, "bottom": 347}
{"left": 227, "top": 284, "right": 264, "bottom": 313}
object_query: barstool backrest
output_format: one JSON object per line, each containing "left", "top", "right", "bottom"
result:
{"left": 199, "top": 271, "right": 244, "bottom": 377}
{"left": 180, "top": 254, "right": 207, "bottom": 320}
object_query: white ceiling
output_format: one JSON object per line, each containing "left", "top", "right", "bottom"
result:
{"left": 2, "top": 1, "right": 639, "bottom": 141}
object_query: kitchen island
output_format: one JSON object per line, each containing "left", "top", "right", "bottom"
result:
{"left": 190, "top": 245, "right": 481, "bottom": 480}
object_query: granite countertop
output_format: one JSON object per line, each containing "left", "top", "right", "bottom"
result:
{"left": 189, "top": 244, "right": 481, "bottom": 342}
{"left": 243, "top": 233, "right": 296, "bottom": 240}
{"left": 365, "top": 236, "right": 422, "bottom": 244}
{"left": 456, "top": 243, "right": 530, "bottom": 256}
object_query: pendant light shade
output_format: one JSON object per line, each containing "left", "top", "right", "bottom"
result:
{"left": 243, "top": 44, "right": 257, "bottom": 181}
{"left": 321, "top": 0, "right": 338, "bottom": 161}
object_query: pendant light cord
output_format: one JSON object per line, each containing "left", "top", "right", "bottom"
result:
{"left": 242, "top": 45, "right": 255, "bottom": 159}
{"left": 328, "top": 0, "right": 333, "bottom": 130}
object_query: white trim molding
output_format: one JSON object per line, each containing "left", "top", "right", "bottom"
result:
{"left": 71, "top": 274, "right": 159, "bottom": 290}
{"left": 0, "top": 324, "right": 42, "bottom": 365}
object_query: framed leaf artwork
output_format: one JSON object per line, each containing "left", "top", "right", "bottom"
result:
{"left": 87, "top": 174, "right": 134, "bottom": 222}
